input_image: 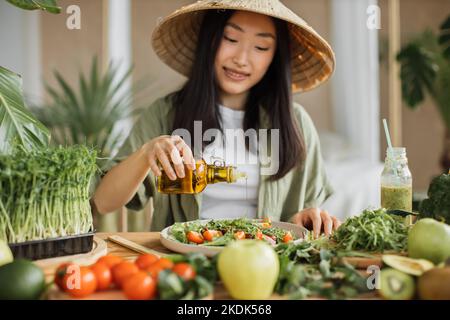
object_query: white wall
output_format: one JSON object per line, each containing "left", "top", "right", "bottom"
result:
{"left": 0, "top": 1, "right": 42, "bottom": 104}
{"left": 330, "top": 0, "right": 381, "bottom": 164}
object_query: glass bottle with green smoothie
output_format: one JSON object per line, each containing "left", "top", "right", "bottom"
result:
{"left": 381, "top": 147, "right": 412, "bottom": 211}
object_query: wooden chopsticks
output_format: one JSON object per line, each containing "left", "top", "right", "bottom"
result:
{"left": 107, "top": 235, "right": 167, "bottom": 258}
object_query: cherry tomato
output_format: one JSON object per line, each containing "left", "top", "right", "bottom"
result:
{"left": 90, "top": 262, "right": 112, "bottom": 291}
{"left": 62, "top": 266, "right": 97, "bottom": 298}
{"left": 97, "top": 254, "right": 123, "bottom": 269}
{"left": 203, "top": 230, "right": 223, "bottom": 241}
{"left": 122, "top": 271, "right": 157, "bottom": 300}
{"left": 172, "top": 263, "right": 196, "bottom": 281}
{"left": 260, "top": 217, "right": 272, "bottom": 229}
{"left": 145, "top": 264, "right": 165, "bottom": 279}
{"left": 202, "top": 230, "right": 223, "bottom": 241}
{"left": 135, "top": 254, "right": 160, "bottom": 270}
{"left": 54, "top": 263, "right": 75, "bottom": 291}
{"left": 145, "top": 258, "right": 174, "bottom": 279}
{"left": 255, "top": 230, "right": 263, "bottom": 240}
{"left": 187, "top": 231, "right": 204, "bottom": 244}
{"left": 112, "top": 261, "right": 139, "bottom": 288}
{"left": 234, "top": 230, "right": 246, "bottom": 240}
{"left": 283, "top": 232, "right": 293, "bottom": 243}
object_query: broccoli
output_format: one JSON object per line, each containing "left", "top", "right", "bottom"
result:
{"left": 419, "top": 173, "right": 450, "bottom": 224}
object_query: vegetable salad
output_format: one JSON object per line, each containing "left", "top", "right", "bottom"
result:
{"left": 170, "top": 218, "right": 297, "bottom": 246}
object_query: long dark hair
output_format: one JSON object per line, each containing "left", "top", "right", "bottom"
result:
{"left": 172, "top": 10, "right": 305, "bottom": 180}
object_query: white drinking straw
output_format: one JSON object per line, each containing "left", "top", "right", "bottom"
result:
{"left": 383, "top": 119, "right": 393, "bottom": 151}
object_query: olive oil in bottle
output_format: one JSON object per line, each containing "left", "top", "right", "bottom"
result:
{"left": 156, "top": 159, "right": 247, "bottom": 194}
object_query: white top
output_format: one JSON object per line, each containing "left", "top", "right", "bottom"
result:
{"left": 200, "top": 105, "right": 260, "bottom": 219}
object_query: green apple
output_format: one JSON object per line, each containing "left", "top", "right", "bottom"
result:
{"left": 0, "top": 239, "right": 13, "bottom": 267}
{"left": 218, "top": 240, "right": 279, "bottom": 300}
{"left": 408, "top": 218, "right": 450, "bottom": 264}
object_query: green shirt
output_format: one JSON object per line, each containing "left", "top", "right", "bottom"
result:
{"left": 101, "top": 94, "right": 333, "bottom": 231}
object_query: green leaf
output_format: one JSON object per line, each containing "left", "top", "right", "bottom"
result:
{"left": 29, "top": 57, "right": 145, "bottom": 165}
{"left": 0, "top": 66, "right": 50, "bottom": 154}
{"left": 439, "top": 15, "right": 450, "bottom": 61}
{"left": 157, "top": 270, "right": 186, "bottom": 300}
{"left": 397, "top": 42, "right": 438, "bottom": 108}
{"left": 6, "top": 0, "right": 61, "bottom": 13}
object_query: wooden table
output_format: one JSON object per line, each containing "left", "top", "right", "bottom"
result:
{"left": 39, "top": 232, "right": 379, "bottom": 300}
{"left": 97, "top": 232, "right": 172, "bottom": 259}
{"left": 37, "top": 233, "right": 166, "bottom": 281}
{"left": 39, "top": 232, "right": 239, "bottom": 299}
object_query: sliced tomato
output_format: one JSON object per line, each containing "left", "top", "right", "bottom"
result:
{"left": 258, "top": 217, "right": 272, "bottom": 229}
{"left": 283, "top": 231, "right": 293, "bottom": 243}
{"left": 202, "top": 230, "right": 223, "bottom": 241}
{"left": 234, "top": 230, "right": 246, "bottom": 240}
{"left": 187, "top": 231, "right": 204, "bottom": 244}
{"left": 255, "top": 230, "right": 263, "bottom": 240}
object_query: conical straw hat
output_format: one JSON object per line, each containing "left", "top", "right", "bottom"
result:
{"left": 152, "top": 0, "right": 335, "bottom": 93}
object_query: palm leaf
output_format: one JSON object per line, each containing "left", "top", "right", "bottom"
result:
{"left": 0, "top": 66, "right": 50, "bottom": 154}
{"left": 434, "top": 62, "right": 450, "bottom": 129}
{"left": 30, "top": 57, "right": 147, "bottom": 167}
{"left": 6, "top": 0, "right": 61, "bottom": 13}
{"left": 439, "top": 15, "right": 450, "bottom": 61}
{"left": 397, "top": 41, "right": 438, "bottom": 107}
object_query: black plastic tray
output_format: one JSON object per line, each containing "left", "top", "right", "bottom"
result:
{"left": 8, "top": 231, "right": 95, "bottom": 261}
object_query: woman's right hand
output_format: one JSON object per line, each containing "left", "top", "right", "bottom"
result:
{"left": 143, "top": 135, "right": 196, "bottom": 181}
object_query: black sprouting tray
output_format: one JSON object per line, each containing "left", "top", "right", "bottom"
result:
{"left": 8, "top": 231, "right": 95, "bottom": 261}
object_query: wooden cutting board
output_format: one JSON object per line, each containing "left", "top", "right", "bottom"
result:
{"left": 339, "top": 251, "right": 407, "bottom": 269}
{"left": 34, "top": 236, "right": 107, "bottom": 282}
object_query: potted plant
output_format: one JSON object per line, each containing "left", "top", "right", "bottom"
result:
{"left": 397, "top": 15, "right": 450, "bottom": 172}
{"left": 30, "top": 58, "right": 148, "bottom": 232}
{"left": 31, "top": 57, "right": 139, "bottom": 172}
{"left": 0, "top": 0, "right": 101, "bottom": 260}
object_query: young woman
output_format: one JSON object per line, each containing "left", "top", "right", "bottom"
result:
{"left": 93, "top": 0, "right": 341, "bottom": 237}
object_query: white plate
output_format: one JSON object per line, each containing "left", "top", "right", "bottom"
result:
{"left": 160, "top": 219, "right": 308, "bottom": 257}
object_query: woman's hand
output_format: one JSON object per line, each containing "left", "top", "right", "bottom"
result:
{"left": 291, "top": 208, "right": 341, "bottom": 238}
{"left": 143, "top": 135, "right": 195, "bottom": 180}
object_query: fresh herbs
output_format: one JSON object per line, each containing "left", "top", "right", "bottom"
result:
{"left": 0, "top": 145, "right": 98, "bottom": 243}
{"left": 158, "top": 252, "right": 217, "bottom": 300}
{"left": 275, "top": 240, "right": 371, "bottom": 299}
{"left": 331, "top": 208, "right": 409, "bottom": 252}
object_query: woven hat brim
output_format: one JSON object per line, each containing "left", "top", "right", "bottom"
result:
{"left": 151, "top": 0, "right": 336, "bottom": 93}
